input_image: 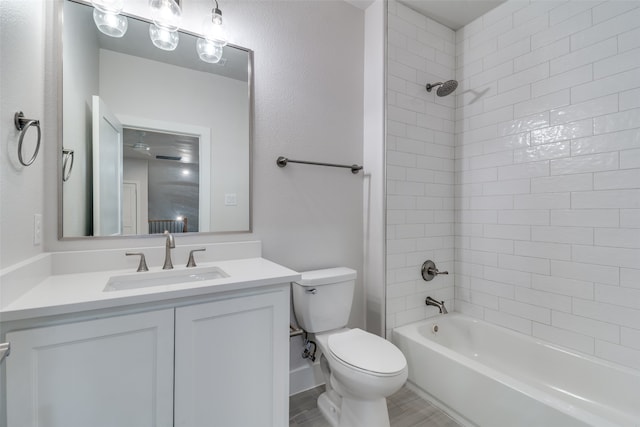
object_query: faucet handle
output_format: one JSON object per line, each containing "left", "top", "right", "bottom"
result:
{"left": 186, "top": 248, "right": 206, "bottom": 268}
{"left": 429, "top": 267, "right": 449, "bottom": 275}
{"left": 421, "top": 260, "right": 449, "bottom": 281}
{"left": 126, "top": 252, "right": 149, "bottom": 272}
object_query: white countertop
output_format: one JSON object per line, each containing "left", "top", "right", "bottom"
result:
{"left": 1, "top": 257, "right": 300, "bottom": 322}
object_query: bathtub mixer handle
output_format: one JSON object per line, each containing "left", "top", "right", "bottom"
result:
{"left": 421, "top": 260, "right": 448, "bottom": 281}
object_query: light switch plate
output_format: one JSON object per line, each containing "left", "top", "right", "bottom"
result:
{"left": 224, "top": 193, "right": 237, "bottom": 206}
{"left": 33, "top": 214, "right": 42, "bottom": 245}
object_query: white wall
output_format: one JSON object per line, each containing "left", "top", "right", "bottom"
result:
{"left": 0, "top": 0, "right": 46, "bottom": 269}
{"left": 385, "top": 0, "right": 456, "bottom": 335}
{"left": 454, "top": 0, "right": 640, "bottom": 370}
{"left": 233, "top": 2, "right": 365, "bottom": 391}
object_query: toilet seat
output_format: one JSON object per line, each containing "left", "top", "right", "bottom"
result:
{"left": 327, "top": 328, "right": 406, "bottom": 376}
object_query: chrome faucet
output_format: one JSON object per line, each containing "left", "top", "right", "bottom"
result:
{"left": 163, "top": 231, "right": 175, "bottom": 270}
{"left": 425, "top": 296, "right": 448, "bottom": 314}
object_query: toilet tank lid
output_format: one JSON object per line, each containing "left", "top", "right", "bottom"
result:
{"left": 295, "top": 267, "right": 357, "bottom": 286}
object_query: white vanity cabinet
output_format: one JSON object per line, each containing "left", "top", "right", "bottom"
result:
{"left": 174, "top": 290, "right": 289, "bottom": 427}
{"left": 4, "top": 285, "right": 290, "bottom": 427}
{"left": 5, "top": 309, "right": 175, "bottom": 427}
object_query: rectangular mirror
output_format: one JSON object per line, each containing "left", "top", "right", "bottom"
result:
{"left": 59, "top": 0, "right": 252, "bottom": 238}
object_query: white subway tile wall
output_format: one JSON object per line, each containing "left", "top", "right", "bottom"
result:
{"left": 454, "top": 0, "right": 640, "bottom": 369}
{"left": 387, "top": 0, "right": 640, "bottom": 370}
{"left": 386, "top": 0, "right": 456, "bottom": 335}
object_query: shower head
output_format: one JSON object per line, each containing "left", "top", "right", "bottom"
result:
{"left": 426, "top": 80, "right": 458, "bottom": 97}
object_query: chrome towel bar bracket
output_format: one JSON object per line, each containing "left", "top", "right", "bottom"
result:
{"left": 62, "top": 148, "right": 75, "bottom": 182}
{"left": 277, "top": 156, "right": 363, "bottom": 174}
{"left": 14, "top": 111, "right": 41, "bottom": 167}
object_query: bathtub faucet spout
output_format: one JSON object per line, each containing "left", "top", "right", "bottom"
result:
{"left": 425, "top": 296, "right": 448, "bottom": 314}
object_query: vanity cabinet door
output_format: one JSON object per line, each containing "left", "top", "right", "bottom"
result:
{"left": 5, "top": 309, "right": 175, "bottom": 427}
{"left": 174, "top": 287, "right": 289, "bottom": 427}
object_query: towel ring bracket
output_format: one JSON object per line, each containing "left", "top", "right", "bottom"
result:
{"left": 14, "top": 111, "right": 41, "bottom": 167}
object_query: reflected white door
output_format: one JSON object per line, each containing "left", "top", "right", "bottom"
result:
{"left": 92, "top": 95, "right": 123, "bottom": 236}
{"left": 122, "top": 181, "right": 138, "bottom": 235}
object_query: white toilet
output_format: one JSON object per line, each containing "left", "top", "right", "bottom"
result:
{"left": 292, "top": 267, "right": 408, "bottom": 427}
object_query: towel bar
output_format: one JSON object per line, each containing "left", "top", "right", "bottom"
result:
{"left": 277, "top": 156, "right": 363, "bottom": 174}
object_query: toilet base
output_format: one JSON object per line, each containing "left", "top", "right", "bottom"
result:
{"left": 338, "top": 396, "right": 390, "bottom": 427}
{"left": 317, "top": 390, "right": 391, "bottom": 427}
{"left": 317, "top": 392, "right": 340, "bottom": 427}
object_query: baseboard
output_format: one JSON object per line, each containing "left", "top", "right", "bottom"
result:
{"left": 289, "top": 361, "right": 324, "bottom": 396}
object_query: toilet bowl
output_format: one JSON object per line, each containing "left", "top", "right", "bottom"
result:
{"left": 315, "top": 329, "right": 408, "bottom": 427}
{"left": 291, "top": 268, "right": 408, "bottom": 427}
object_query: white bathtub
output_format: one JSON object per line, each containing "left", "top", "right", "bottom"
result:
{"left": 393, "top": 313, "right": 640, "bottom": 427}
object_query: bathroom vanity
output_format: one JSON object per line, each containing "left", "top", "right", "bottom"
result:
{"left": 0, "top": 244, "right": 299, "bottom": 427}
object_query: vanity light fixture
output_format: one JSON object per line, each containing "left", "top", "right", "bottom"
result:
{"left": 149, "top": 0, "right": 182, "bottom": 51}
{"left": 92, "top": 0, "right": 230, "bottom": 62}
{"left": 196, "top": 0, "right": 228, "bottom": 63}
{"left": 91, "top": 0, "right": 128, "bottom": 38}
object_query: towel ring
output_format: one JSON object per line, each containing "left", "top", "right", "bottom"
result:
{"left": 62, "top": 149, "right": 74, "bottom": 182}
{"left": 14, "top": 111, "right": 41, "bottom": 167}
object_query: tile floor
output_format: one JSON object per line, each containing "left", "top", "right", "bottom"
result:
{"left": 289, "top": 384, "right": 461, "bottom": 427}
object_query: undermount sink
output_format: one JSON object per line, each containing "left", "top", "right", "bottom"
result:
{"left": 104, "top": 266, "right": 229, "bottom": 292}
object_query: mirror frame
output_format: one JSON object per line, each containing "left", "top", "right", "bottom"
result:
{"left": 56, "top": 0, "right": 254, "bottom": 240}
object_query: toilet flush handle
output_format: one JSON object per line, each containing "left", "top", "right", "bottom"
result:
{"left": 306, "top": 288, "right": 317, "bottom": 294}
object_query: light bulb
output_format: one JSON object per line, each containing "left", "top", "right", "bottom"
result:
{"left": 93, "top": 8, "right": 128, "bottom": 38}
{"left": 196, "top": 38, "right": 223, "bottom": 63}
{"left": 149, "top": 0, "right": 182, "bottom": 32}
{"left": 150, "top": 23, "right": 179, "bottom": 51}
{"left": 201, "top": 9, "right": 228, "bottom": 47}
{"left": 91, "top": 0, "right": 124, "bottom": 14}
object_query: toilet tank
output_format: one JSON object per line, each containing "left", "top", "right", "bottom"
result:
{"left": 292, "top": 267, "right": 357, "bottom": 333}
